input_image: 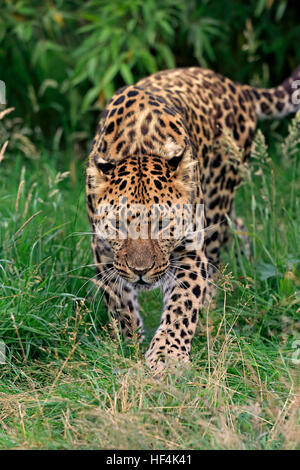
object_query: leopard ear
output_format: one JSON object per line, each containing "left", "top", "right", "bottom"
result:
{"left": 95, "top": 159, "right": 115, "bottom": 175}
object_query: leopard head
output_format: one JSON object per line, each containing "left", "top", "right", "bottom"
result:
{"left": 86, "top": 86, "right": 200, "bottom": 288}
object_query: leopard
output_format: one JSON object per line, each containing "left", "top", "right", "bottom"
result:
{"left": 86, "top": 65, "right": 300, "bottom": 375}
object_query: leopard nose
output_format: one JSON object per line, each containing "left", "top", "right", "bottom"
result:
{"left": 126, "top": 261, "right": 155, "bottom": 276}
{"left": 126, "top": 239, "right": 155, "bottom": 276}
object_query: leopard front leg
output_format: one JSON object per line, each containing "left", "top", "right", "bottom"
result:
{"left": 145, "top": 250, "right": 209, "bottom": 375}
{"left": 102, "top": 282, "right": 144, "bottom": 341}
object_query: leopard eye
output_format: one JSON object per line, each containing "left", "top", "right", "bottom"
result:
{"left": 96, "top": 161, "right": 115, "bottom": 174}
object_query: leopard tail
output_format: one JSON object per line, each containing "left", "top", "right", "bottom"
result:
{"left": 248, "top": 66, "right": 300, "bottom": 120}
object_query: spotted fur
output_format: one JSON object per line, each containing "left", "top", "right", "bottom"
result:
{"left": 86, "top": 66, "right": 300, "bottom": 375}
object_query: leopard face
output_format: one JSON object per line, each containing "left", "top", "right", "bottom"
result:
{"left": 87, "top": 151, "right": 195, "bottom": 289}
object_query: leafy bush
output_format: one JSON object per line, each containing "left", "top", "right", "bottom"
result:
{"left": 0, "top": 0, "right": 299, "bottom": 154}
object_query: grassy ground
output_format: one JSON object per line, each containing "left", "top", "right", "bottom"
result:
{"left": 0, "top": 115, "right": 299, "bottom": 449}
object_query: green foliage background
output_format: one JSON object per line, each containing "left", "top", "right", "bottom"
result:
{"left": 1, "top": 0, "right": 300, "bottom": 153}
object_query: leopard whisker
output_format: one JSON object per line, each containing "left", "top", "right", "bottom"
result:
{"left": 170, "top": 255, "right": 220, "bottom": 273}
{"left": 75, "top": 265, "right": 115, "bottom": 298}
{"left": 170, "top": 263, "right": 222, "bottom": 291}
{"left": 57, "top": 262, "right": 113, "bottom": 277}
{"left": 92, "top": 269, "right": 117, "bottom": 313}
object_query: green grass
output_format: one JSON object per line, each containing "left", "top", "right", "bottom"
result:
{"left": 0, "top": 121, "right": 299, "bottom": 449}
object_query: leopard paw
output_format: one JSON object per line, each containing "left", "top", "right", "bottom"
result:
{"left": 145, "top": 346, "right": 190, "bottom": 378}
